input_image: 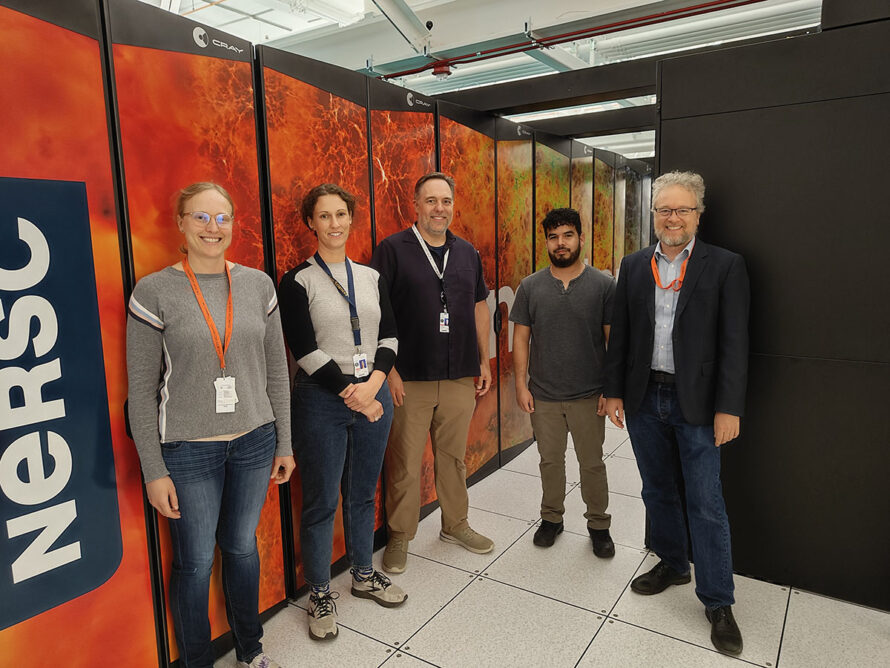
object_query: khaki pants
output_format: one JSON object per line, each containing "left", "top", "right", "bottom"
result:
{"left": 384, "top": 377, "right": 476, "bottom": 539}
{"left": 530, "top": 395, "right": 611, "bottom": 529}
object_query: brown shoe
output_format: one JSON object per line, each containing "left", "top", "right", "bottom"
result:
{"left": 439, "top": 526, "right": 494, "bottom": 554}
{"left": 382, "top": 535, "right": 408, "bottom": 574}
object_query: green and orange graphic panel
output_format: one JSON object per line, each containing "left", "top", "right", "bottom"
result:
{"left": 534, "top": 139, "right": 571, "bottom": 270}
{"left": 571, "top": 147, "right": 595, "bottom": 266}
{"left": 495, "top": 123, "right": 535, "bottom": 453}
{"left": 594, "top": 156, "right": 616, "bottom": 275}
{"left": 0, "top": 2, "right": 156, "bottom": 665}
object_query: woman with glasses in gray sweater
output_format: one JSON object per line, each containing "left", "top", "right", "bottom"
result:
{"left": 126, "top": 182, "right": 293, "bottom": 668}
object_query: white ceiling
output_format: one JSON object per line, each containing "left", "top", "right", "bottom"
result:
{"left": 139, "top": 0, "right": 822, "bottom": 158}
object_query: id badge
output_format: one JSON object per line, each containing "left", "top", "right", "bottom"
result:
{"left": 439, "top": 311, "right": 449, "bottom": 333}
{"left": 214, "top": 376, "right": 237, "bottom": 413}
{"left": 353, "top": 353, "right": 369, "bottom": 378}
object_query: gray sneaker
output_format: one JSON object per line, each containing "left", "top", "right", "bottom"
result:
{"left": 239, "top": 653, "right": 280, "bottom": 668}
{"left": 307, "top": 591, "right": 339, "bottom": 641}
{"left": 382, "top": 535, "right": 408, "bottom": 573}
{"left": 351, "top": 569, "right": 408, "bottom": 608}
{"left": 439, "top": 526, "right": 494, "bottom": 554}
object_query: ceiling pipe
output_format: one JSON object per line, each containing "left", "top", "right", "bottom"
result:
{"left": 381, "top": 0, "right": 769, "bottom": 79}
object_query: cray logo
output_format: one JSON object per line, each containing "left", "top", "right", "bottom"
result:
{"left": 0, "top": 178, "right": 121, "bottom": 630}
{"left": 192, "top": 25, "right": 245, "bottom": 54}
{"left": 516, "top": 125, "right": 532, "bottom": 137}
{"left": 584, "top": 146, "right": 593, "bottom": 155}
{"left": 406, "top": 92, "right": 432, "bottom": 108}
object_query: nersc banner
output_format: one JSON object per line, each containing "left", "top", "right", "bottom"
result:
{"left": 0, "top": 177, "right": 122, "bottom": 629}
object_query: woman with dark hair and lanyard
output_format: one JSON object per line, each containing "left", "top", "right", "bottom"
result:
{"left": 127, "top": 182, "right": 294, "bottom": 668}
{"left": 278, "top": 183, "right": 407, "bottom": 641}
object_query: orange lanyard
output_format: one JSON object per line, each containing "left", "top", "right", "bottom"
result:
{"left": 651, "top": 252, "right": 689, "bottom": 292}
{"left": 183, "top": 256, "right": 233, "bottom": 374}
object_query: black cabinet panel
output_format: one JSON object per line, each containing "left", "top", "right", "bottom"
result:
{"left": 723, "top": 354, "right": 890, "bottom": 610}
{"left": 660, "top": 94, "right": 890, "bottom": 363}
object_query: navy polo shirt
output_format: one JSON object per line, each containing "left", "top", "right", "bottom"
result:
{"left": 371, "top": 226, "right": 488, "bottom": 381}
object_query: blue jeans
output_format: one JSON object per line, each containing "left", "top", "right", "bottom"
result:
{"left": 626, "top": 381, "right": 735, "bottom": 609}
{"left": 292, "top": 376, "right": 393, "bottom": 586}
{"left": 161, "top": 422, "right": 276, "bottom": 667}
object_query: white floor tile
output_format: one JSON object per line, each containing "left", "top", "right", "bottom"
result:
{"left": 563, "top": 487, "right": 647, "bottom": 551}
{"left": 295, "top": 557, "right": 473, "bottom": 647}
{"left": 579, "top": 619, "right": 743, "bottom": 667}
{"left": 484, "top": 531, "right": 648, "bottom": 614}
{"left": 214, "top": 605, "right": 393, "bottom": 668}
{"left": 409, "top": 506, "right": 535, "bottom": 574}
{"left": 380, "top": 650, "right": 439, "bottom": 667}
{"left": 610, "top": 439, "right": 636, "bottom": 460}
{"left": 406, "top": 576, "right": 604, "bottom": 667}
{"left": 500, "top": 442, "right": 542, "bottom": 478}
{"left": 612, "top": 554, "right": 787, "bottom": 666}
{"left": 468, "top": 468, "right": 571, "bottom": 522}
{"left": 604, "top": 455, "right": 643, "bottom": 498}
{"left": 778, "top": 589, "right": 890, "bottom": 668}
{"left": 602, "top": 428, "right": 630, "bottom": 455}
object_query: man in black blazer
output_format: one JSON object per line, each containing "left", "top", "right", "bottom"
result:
{"left": 604, "top": 171, "right": 749, "bottom": 656}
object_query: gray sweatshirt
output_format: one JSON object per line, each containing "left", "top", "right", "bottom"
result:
{"left": 126, "top": 264, "right": 292, "bottom": 482}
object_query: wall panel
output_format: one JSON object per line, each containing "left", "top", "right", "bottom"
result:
{"left": 106, "top": 0, "right": 284, "bottom": 658}
{"left": 570, "top": 144, "right": 595, "bottom": 266}
{"left": 0, "top": 1, "right": 157, "bottom": 665}
{"left": 495, "top": 122, "right": 535, "bottom": 454}
{"left": 593, "top": 155, "right": 616, "bottom": 274}
{"left": 438, "top": 105, "right": 498, "bottom": 477}
{"left": 533, "top": 137, "right": 571, "bottom": 271}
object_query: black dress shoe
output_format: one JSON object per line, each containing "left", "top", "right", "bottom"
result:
{"left": 533, "top": 520, "right": 563, "bottom": 547}
{"left": 588, "top": 528, "right": 615, "bottom": 558}
{"left": 630, "top": 561, "right": 691, "bottom": 595}
{"left": 706, "top": 605, "right": 743, "bottom": 655}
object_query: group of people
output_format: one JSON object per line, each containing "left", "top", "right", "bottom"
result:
{"left": 126, "top": 169, "right": 749, "bottom": 667}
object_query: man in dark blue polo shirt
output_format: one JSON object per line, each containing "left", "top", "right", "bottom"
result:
{"left": 371, "top": 172, "right": 493, "bottom": 574}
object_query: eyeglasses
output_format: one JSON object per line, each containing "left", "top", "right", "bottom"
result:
{"left": 182, "top": 211, "right": 234, "bottom": 227}
{"left": 652, "top": 207, "right": 698, "bottom": 218}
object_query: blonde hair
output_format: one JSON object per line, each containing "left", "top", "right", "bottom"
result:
{"left": 175, "top": 182, "right": 234, "bottom": 254}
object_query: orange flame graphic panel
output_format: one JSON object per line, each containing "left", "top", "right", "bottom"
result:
{"left": 370, "top": 110, "right": 435, "bottom": 242}
{"left": 112, "top": 44, "right": 284, "bottom": 658}
{"left": 534, "top": 144, "right": 571, "bottom": 270}
{"left": 439, "top": 117, "right": 498, "bottom": 476}
{"left": 0, "top": 8, "right": 156, "bottom": 666}
{"left": 262, "top": 67, "right": 376, "bottom": 586}
{"left": 496, "top": 139, "right": 535, "bottom": 452}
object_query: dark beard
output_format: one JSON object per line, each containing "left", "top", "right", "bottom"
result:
{"left": 549, "top": 246, "right": 580, "bottom": 268}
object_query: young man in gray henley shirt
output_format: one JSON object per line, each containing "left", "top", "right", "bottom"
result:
{"left": 510, "top": 207, "right": 616, "bottom": 556}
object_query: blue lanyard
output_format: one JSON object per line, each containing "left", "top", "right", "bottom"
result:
{"left": 313, "top": 252, "right": 361, "bottom": 347}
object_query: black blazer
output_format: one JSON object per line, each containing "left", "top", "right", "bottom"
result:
{"left": 604, "top": 240, "right": 750, "bottom": 425}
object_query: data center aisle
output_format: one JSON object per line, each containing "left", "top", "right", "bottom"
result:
{"left": 217, "top": 421, "right": 890, "bottom": 668}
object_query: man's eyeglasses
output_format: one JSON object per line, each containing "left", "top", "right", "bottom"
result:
{"left": 652, "top": 207, "right": 698, "bottom": 218}
{"left": 182, "top": 211, "right": 234, "bottom": 227}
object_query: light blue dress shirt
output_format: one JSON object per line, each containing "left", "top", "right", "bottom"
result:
{"left": 651, "top": 237, "right": 696, "bottom": 373}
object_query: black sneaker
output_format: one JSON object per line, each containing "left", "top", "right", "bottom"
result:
{"left": 532, "top": 520, "right": 563, "bottom": 547}
{"left": 630, "top": 561, "right": 691, "bottom": 595}
{"left": 588, "top": 528, "right": 615, "bottom": 558}
{"left": 706, "top": 605, "right": 743, "bottom": 655}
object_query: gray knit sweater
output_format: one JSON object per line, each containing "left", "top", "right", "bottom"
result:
{"left": 126, "top": 264, "right": 292, "bottom": 482}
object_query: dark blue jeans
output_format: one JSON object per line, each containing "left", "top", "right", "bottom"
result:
{"left": 626, "top": 381, "right": 735, "bottom": 609}
{"left": 161, "top": 422, "right": 276, "bottom": 667}
{"left": 292, "top": 376, "right": 393, "bottom": 586}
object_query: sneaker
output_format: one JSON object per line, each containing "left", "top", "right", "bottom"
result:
{"left": 307, "top": 591, "right": 339, "bottom": 641}
{"left": 383, "top": 535, "right": 408, "bottom": 573}
{"left": 533, "top": 520, "right": 564, "bottom": 547}
{"left": 239, "top": 653, "right": 280, "bottom": 668}
{"left": 351, "top": 569, "right": 408, "bottom": 608}
{"left": 439, "top": 526, "right": 494, "bottom": 554}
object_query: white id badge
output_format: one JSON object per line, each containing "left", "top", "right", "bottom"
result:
{"left": 353, "top": 353, "right": 370, "bottom": 378}
{"left": 439, "top": 311, "right": 449, "bottom": 333}
{"left": 214, "top": 376, "right": 237, "bottom": 413}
